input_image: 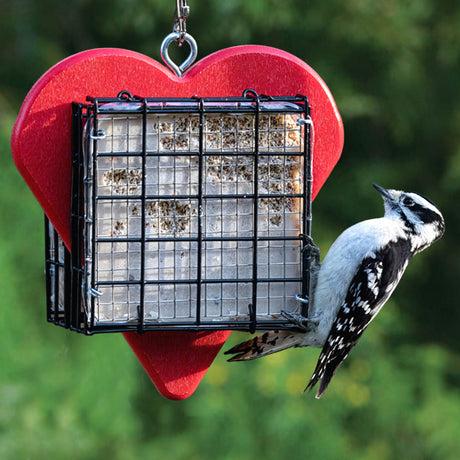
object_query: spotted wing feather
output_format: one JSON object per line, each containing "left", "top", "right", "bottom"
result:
{"left": 306, "top": 239, "right": 412, "bottom": 398}
{"left": 225, "top": 330, "right": 301, "bottom": 361}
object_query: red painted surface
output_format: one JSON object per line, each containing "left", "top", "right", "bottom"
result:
{"left": 12, "top": 46, "right": 343, "bottom": 399}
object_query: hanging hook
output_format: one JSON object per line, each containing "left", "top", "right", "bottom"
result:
{"left": 161, "top": 0, "right": 197, "bottom": 77}
{"left": 161, "top": 32, "right": 197, "bottom": 77}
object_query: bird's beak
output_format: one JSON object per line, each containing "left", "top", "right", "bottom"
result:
{"left": 373, "top": 184, "right": 399, "bottom": 212}
{"left": 372, "top": 183, "right": 393, "bottom": 201}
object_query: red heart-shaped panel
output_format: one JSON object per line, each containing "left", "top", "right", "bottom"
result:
{"left": 12, "top": 46, "right": 343, "bottom": 399}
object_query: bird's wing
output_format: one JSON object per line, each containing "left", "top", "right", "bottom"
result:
{"left": 225, "top": 330, "right": 301, "bottom": 361}
{"left": 306, "top": 239, "right": 412, "bottom": 398}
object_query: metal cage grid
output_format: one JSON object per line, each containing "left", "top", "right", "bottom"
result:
{"left": 45, "top": 90, "right": 313, "bottom": 334}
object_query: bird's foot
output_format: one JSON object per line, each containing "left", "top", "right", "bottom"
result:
{"left": 302, "top": 234, "right": 320, "bottom": 259}
{"left": 281, "top": 310, "right": 319, "bottom": 332}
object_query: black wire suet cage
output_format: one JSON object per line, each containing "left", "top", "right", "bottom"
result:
{"left": 45, "top": 89, "right": 313, "bottom": 334}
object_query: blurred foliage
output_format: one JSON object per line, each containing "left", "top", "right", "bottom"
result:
{"left": 2, "top": 0, "right": 460, "bottom": 458}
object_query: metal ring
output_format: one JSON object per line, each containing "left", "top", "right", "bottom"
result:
{"left": 295, "top": 293, "right": 309, "bottom": 304}
{"left": 297, "top": 116, "right": 313, "bottom": 126}
{"left": 160, "top": 32, "right": 198, "bottom": 77}
{"left": 117, "top": 90, "right": 134, "bottom": 100}
{"left": 242, "top": 88, "right": 259, "bottom": 99}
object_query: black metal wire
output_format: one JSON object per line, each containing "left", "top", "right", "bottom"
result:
{"left": 195, "top": 99, "right": 205, "bottom": 326}
{"left": 137, "top": 99, "right": 148, "bottom": 334}
{"left": 249, "top": 94, "right": 261, "bottom": 333}
{"left": 90, "top": 101, "right": 100, "bottom": 332}
{"left": 44, "top": 216, "right": 52, "bottom": 323}
{"left": 71, "top": 103, "right": 84, "bottom": 331}
{"left": 301, "top": 99, "right": 313, "bottom": 317}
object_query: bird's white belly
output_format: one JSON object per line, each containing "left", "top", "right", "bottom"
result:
{"left": 306, "top": 218, "right": 405, "bottom": 346}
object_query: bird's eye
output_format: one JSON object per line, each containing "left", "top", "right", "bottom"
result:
{"left": 403, "top": 197, "right": 414, "bottom": 207}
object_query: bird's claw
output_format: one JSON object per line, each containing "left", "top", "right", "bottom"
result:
{"left": 302, "top": 234, "right": 320, "bottom": 258}
{"left": 281, "top": 310, "right": 319, "bottom": 332}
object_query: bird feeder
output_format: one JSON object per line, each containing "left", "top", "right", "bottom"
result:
{"left": 45, "top": 89, "right": 313, "bottom": 334}
{"left": 12, "top": 0, "right": 343, "bottom": 398}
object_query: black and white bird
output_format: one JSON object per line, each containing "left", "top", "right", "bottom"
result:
{"left": 225, "top": 184, "right": 445, "bottom": 398}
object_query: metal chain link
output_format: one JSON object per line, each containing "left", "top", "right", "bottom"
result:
{"left": 174, "top": 0, "right": 190, "bottom": 46}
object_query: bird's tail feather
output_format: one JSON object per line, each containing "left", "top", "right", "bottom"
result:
{"left": 305, "top": 354, "right": 343, "bottom": 398}
{"left": 225, "top": 330, "right": 302, "bottom": 361}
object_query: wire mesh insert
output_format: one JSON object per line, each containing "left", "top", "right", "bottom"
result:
{"left": 45, "top": 90, "right": 313, "bottom": 334}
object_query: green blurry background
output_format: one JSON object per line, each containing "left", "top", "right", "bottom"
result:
{"left": 2, "top": 1, "right": 460, "bottom": 458}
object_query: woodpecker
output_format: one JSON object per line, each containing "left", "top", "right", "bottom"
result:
{"left": 225, "top": 184, "right": 445, "bottom": 398}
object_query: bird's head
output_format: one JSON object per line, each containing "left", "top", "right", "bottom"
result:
{"left": 373, "top": 183, "right": 445, "bottom": 253}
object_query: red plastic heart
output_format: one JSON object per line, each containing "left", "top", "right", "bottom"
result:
{"left": 12, "top": 45, "right": 343, "bottom": 399}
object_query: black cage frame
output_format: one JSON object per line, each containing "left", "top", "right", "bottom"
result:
{"left": 45, "top": 90, "right": 313, "bottom": 334}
